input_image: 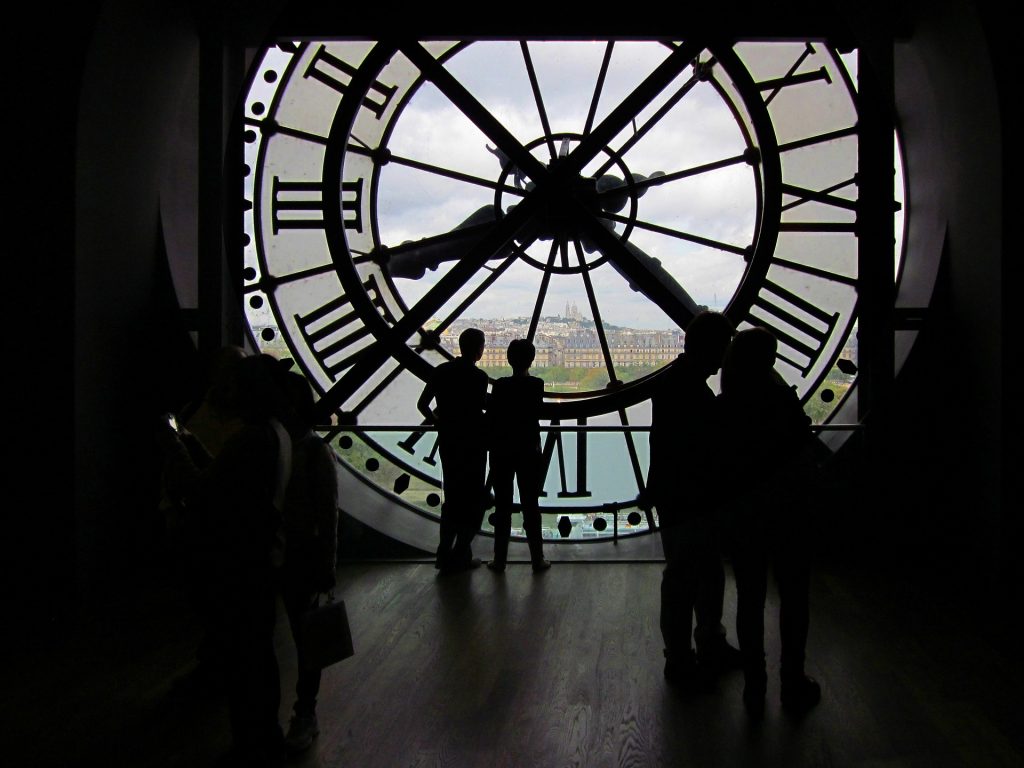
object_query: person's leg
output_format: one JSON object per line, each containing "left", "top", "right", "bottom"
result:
{"left": 775, "top": 509, "right": 819, "bottom": 712}
{"left": 693, "top": 515, "right": 741, "bottom": 671}
{"left": 282, "top": 578, "right": 322, "bottom": 716}
{"left": 517, "top": 454, "right": 548, "bottom": 570}
{"left": 733, "top": 541, "right": 768, "bottom": 715}
{"left": 451, "top": 445, "right": 487, "bottom": 566}
{"left": 280, "top": 577, "right": 322, "bottom": 751}
{"left": 436, "top": 441, "right": 459, "bottom": 568}
{"left": 659, "top": 515, "right": 703, "bottom": 688}
{"left": 489, "top": 456, "right": 513, "bottom": 571}
{"left": 225, "top": 581, "right": 284, "bottom": 764}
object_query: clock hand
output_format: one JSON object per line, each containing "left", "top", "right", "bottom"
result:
{"left": 384, "top": 206, "right": 499, "bottom": 279}
{"left": 314, "top": 185, "right": 545, "bottom": 421}
{"left": 575, "top": 212, "right": 701, "bottom": 329}
{"left": 595, "top": 171, "right": 666, "bottom": 214}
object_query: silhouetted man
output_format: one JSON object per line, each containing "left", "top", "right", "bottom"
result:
{"left": 646, "top": 310, "right": 740, "bottom": 690}
{"left": 719, "top": 326, "right": 821, "bottom": 717}
{"left": 486, "top": 339, "right": 550, "bottom": 573}
{"left": 418, "top": 328, "right": 488, "bottom": 573}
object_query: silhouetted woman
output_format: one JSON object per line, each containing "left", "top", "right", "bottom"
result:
{"left": 279, "top": 370, "right": 339, "bottom": 754}
{"left": 487, "top": 339, "right": 550, "bottom": 572}
{"left": 159, "top": 354, "right": 292, "bottom": 766}
{"left": 719, "top": 327, "right": 821, "bottom": 717}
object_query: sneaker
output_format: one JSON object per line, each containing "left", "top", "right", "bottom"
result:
{"left": 781, "top": 675, "right": 821, "bottom": 714}
{"left": 284, "top": 713, "right": 319, "bottom": 753}
{"left": 531, "top": 559, "right": 552, "bottom": 573}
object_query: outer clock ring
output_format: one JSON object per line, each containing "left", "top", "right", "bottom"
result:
{"left": 240, "top": 38, "right": 867, "bottom": 553}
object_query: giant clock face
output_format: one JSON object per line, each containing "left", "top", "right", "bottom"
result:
{"left": 240, "top": 39, "right": 869, "bottom": 553}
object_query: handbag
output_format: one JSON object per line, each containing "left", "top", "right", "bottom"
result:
{"left": 300, "top": 592, "right": 354, "bottom": 671}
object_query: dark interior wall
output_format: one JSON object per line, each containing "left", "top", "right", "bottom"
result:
{"left": 861, "top": 2, "right": 1011, "bottom": 596}
{"left": 57, "top": 1, "right": 1014, "bottom": 628}
{"left": 73, "top": 0, "right": 202, "bottom": 603}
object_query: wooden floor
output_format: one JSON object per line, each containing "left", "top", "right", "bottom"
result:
{"left": 7, "top": 560, "right": 1023, "bottom": 768}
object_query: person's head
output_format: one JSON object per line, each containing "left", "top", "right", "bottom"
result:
{"left": 204, "top": 345, "right": 248, "bottom": 410}
{"left": 682, "top": 311, "right": 735, "bottom": 376}
{"left": 232, "top": 354, "right": 291, "bottom": 424}
{"left": 459, "top": 327, "right": 486, "bottom": 362}
{"left": 506, "top": 339, "right": 535, "bottom": 374}
{"left": 720, "top": 326, "right": 778, "bottom": 395}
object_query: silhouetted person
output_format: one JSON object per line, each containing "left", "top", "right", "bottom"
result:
{"left": 418, "top": 328, "right": 488, "bottom": 574}
{"left": 161, "top": 345, "right": 249, "bottom": 693}
{"left": 486, "top": 339, "right": 550, "bottom": 573}
{"left": 719, "top": 327, "right": 821, "bottom": 717}
{"left": 279, "top": 370, "right": 340, "bottom": 753}
{"left": 180, "top": 345, "right": 249, "bottom": 457}
{"left": 159, "top": 353, "right": 293, "bottom": 767}
{"left": 646, "top": 310, "right": 740, "bottom": 691}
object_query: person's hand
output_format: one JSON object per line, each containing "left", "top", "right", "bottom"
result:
{"left": 156, "top": 413, "right": 182, "bottom": 452}
{"left": 636, "top": 488, "right": 653, "bottom": 512}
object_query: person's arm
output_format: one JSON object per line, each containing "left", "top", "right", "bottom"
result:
{"left": 311, "top": 440, "right": 340, "bottom": 591}
{"left": 417, "top": 377, "right": 437, "bottom": 424}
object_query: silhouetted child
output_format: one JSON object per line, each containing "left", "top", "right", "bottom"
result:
{"left": 279, "top": 371, "right": 340, "bottom": 754}
{"left": 417, "top": 328, "right": 489, "bottom": 573}
{"left": 486, "top": 339, "right": 550, "bottom": 573}
{"left": 719, "top": 326, "right": 822, "bottom": 717}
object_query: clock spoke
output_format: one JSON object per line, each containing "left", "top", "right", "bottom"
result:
{"left": 596, "top": 152, "right": 750, "bottom": 199}
{"left": 583, "top": 42, "right": 615, "bottom": 137}
{"left": 431, "top": 252, "right": 520, "bottom": 338}
{"left": 590, "top": 71, "right": 700, "bottom": 180}
{"left": 598, "top": 210, "right": 750, "bottom": 257}
{"left": 385, "top": 151, "right": 527, "bottom": 198}
{"left": 573, "top": 240, "right": 618, "bottom": 383}
{"left": 615, "top": 405, "right": 652, "bottom": 528}
{"left": 527, "top": 241, "right": 560, "bottom": 342}
{"left": 564, "top": 41, "right": 700, "bottom": 177}
{"left": 399, "top": 42, "right": 549, "bottom": 186}
{"left": 520, "top": 42, "right": 557, "bottom": 161}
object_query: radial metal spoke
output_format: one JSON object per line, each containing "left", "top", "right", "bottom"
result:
{"left": 387, "top": 152, "right": 526, "bottom": 196}
{"left": 528, "top": 241, "right": 560, "bottom": 342}
{"left": 574, "top": 240, "right": 618, "bottom": 382}
{"left": 400, "top": 41, "right": 548, "bottom": 185}
{"left": 433, "top": 252, "right": 520, "bottom": 337}
{"left": 597, "top": 153, "right": 749, "bottom": 198}
{"left": 599, "top": 211, "right": 749, "bottom": 256}
{"left": 592, "top": 73, "right": 699, "bottom": 179}
{"left": 521, "top": 41, "right": 557, "bottom": 161}
{"left": 564, "top": 41, "right": 701, "bottom": 178}
{"left": 583, "top": 42, "right": 615, "bottom": 137}
{"left": 616, "top": 406, "right": 651, "bottom": 528}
